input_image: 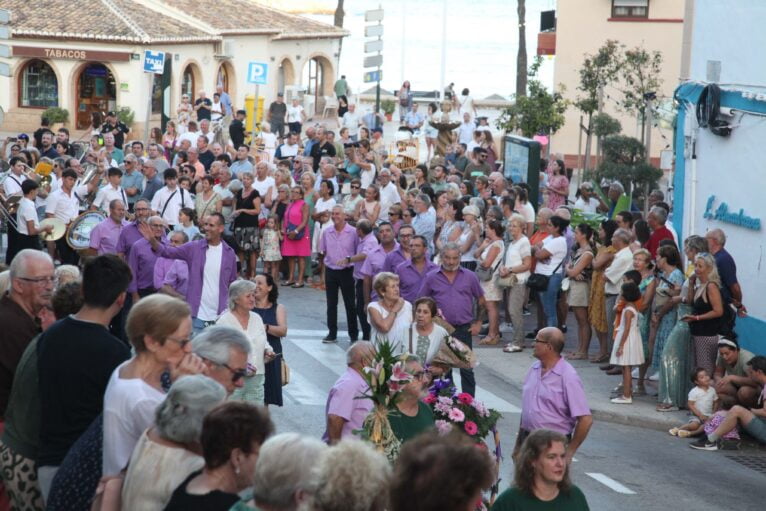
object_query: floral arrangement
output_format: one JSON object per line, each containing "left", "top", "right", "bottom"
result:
{"left": 430, "top": 335, "right": 478, "bottom": 370}
{"left": 425, "top": 377, "right": 503, "bottom": 507}
{"left": 358, "top": 339, "right": 414, "bottom": 460}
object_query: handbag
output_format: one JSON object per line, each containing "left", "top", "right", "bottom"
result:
{"left": 281, "top": 359, "right": 290, "bottom": 386}
{"left": 526, "top": 259, "right": 564, "bottom": 292}
{"left": 475, "top": 241, "right": 504, "bottom": 282}
{"left": 286, "top": 203, "right": 305, "bottom": 240}
{"left": 495, "top": 243, "right": 517, "bottom": 289}
{"left": 561, "top": 277, "right": 571, "bottom": 292}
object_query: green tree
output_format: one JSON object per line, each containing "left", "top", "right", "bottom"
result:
{"left": 587, "top": 135, "right": 662, "bottom": 209}
{"left": 575, "top": 40, "right": 622, "bottom": 170}
{"left": 618, "top": 46, "right": 663, "bottom": 146}
{"left": 496, "top": 57, "right": 569, "bottom": 139}
{"left": 592, "top": 112, "right": 621, "bottom": 160}
{"left": 516, "top": 0, "right": 527, "bottom": 98}
{"left": 334, "top": 0, "right": 345, "bottom": 58}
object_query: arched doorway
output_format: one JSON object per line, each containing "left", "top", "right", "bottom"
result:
{"left": 18, "top": 59, "right": 59, "bottom": 108}
{"left": 277, "top": 58, "right": 295, "bottom": 94}
{"left": 76, "top": 63, "right": 116, "bottom": 129}
{"left": 181, "top": 63, "right": 202, "bottom": 103}
{"left": 302, "top": 56, "right": 333, "bottom": 114}
{"left": 216, "top": 61, "right": 236, "bottom": 108}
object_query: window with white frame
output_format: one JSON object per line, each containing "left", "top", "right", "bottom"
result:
{"left": 612, "top": 0, "right": 649, "bottom": 18}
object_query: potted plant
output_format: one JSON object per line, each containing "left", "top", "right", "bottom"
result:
{"left": 42, "top": 107, "right": 69, "bottom": 130}
{"left": 381, "top": 99, "right": 396, "bottom": 121}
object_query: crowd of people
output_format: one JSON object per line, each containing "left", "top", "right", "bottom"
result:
{"left": 0, "top": 73, "right": 763, "bottom": 510}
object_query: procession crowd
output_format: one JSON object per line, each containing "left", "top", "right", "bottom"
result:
{"left": 0, "top": 74, "right": 763, "bottom": 511}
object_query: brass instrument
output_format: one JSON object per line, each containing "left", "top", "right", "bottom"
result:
{"left": 18, "top": 158, "right": 55, "bottom": 186}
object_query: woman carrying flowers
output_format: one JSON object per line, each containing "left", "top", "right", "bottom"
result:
{"left": 388, "top": 355, "right": 436, "bottom": 444}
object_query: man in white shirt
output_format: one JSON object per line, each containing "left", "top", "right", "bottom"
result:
{"left": 199, "top": 119, "right": 215, "bottom": 144}
{"left": 91, "top": 167, "right": 128, "bottom": 212}
{"left": 45, "top": 168, "right": 99, "bottom": 264}
{"left": 573, "top": 182, "right": 603, "bottom": 213}
{"left": 602, "top": 228, "right": 634, "bottom": 371}
{"left": 341, "top": 103, "right": 362, "bottom": 141}
{"left": 176, "top": 120, "right": 200, "bottom": 148}
{"left": 151, "top": 168, "right": 190, "bottom": 229}
{"left": 9, "top": 180, "right": 53, "bottom": 263}
{"left": 377, "top": 168, "right": 401, "bottom": 222}
{"left": 458, "top": 112, "right": 475, "bottom": 146}
{"left": 2, "top": 157, "right": 27, "bottom": 197}
{"left": 252, "top": 162, "right": 275, "bottom": 210}
{"left": 275, "top": 132, "right": 300, "bottom": 160}
{"left": 214, "top": 168, "right": 235, "bottom": 229}
{"left": 230, "top": 145, "right": 254, "bottom": 178}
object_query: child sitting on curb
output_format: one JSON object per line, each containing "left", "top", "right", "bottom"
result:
{"left": 669, "top": 368, "right": 718, "bottom": 437}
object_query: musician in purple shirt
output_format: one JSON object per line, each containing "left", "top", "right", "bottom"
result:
{"left": 153, "top": 231, "right": 189, "bottom": 299}
{"left": 140, "top": 212, "right": 237, "bottom": 332}
{"left": 517, "top": 327, "right": 593, "bottom": 465}
{"left": 360, "top": 222, "right": 399, "bottom": 304}
{"left": 382, "top": 224, "right": 414, "bottom": 273}
{"left": 116, "top": 199, "right": 151, "bottom": 259}
{"left": 395, "top": 234, "right": 437, "bottom": 303}
{"left": 351, "top": 220, "right": 379, "bottom": 341}
{"left": 88, "top": 199, "right": 130, "bottom": 256}
{"left": 319, "top": 206, "right": 360, "bottom": 343}
{"left": 417, "top": 242, "right": 484, "bottom": 396}
{"left": 128, "top": 216, "right": 167, "bottom": 301}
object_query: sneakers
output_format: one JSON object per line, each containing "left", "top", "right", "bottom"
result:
{"left": 503, "top": 344, "right": 524, "bottom": 353}
{"left": 499, "top": 322, "right": 514, "bottom": 333}
{"left": 610, "top": 395, "right": 633, "bottom": 404}
{"left": 649, "top": 372, "right": 659, "bottom": 382}
{"left": 525, "top": 329, "right": 539, "bottom": 340}
{"left": 689, "top": 437, "right": 719, "bottom": 451}
{"left": 523, "top": 307, "right": 531, "bottom": 316}
{"left": 631, "top": 367, "right": 639, "bottom": 379}
{"left": 322, "top": 335, "right": 337, "bottom": 344}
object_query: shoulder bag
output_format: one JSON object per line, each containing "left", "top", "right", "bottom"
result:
{"left": 496, "top": 241, "right": 518, "bottom": 289}
{"left": 281, "top": 358, "right": 290, "bottom": 386}
{"left": 475, "top": 241, "right": 504, "bottom": 281}
{"left": 526, "top": 259, "right": 564, "bottom": 292}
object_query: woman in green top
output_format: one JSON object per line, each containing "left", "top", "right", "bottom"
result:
{"left": 388, "top": 356, "right": 435, "bottom": 444}
{"left": 492, "top": 429, "right": 589, "bottom": 511}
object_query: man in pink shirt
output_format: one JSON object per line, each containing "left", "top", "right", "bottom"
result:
{"left": 323, "top": 341, "right": 375, "bottom": 444}
{"left": 517, "top": 327, "right": 593, "bottom": 465}
{"left": 87, "top": 200, "right": 129, "bottom": 256}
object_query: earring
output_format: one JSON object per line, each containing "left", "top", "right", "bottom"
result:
{"left": 235, "top": 466, "right": 240, "bottom": 475}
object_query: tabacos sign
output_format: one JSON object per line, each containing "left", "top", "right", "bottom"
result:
{"left": 704, "top": 195, "right": 761, "bottom": 231}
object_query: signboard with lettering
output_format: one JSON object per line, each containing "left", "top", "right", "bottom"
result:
{"left": 703, "top": 195, "right": 761, "bottom": 230}
{"left": 364, "top": 70, "right": 382, "bottom": 83}
{"left": 12, "top": 46, "right": 131, "bottom": 61}
{"left": 143, "top": 50, "right": 165, "bottom": 74}
{"left": 247, "top": 62, "right": 268, "bottom": 85}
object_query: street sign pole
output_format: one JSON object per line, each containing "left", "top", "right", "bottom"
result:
{"left": 142, "top": 50, "right": 166, "bottom": 146}
{"left": 365, "top": 7, "right": 384, "bottom": 114}
{"left": 246, "top": 62, "right": 269, "bottom": 148}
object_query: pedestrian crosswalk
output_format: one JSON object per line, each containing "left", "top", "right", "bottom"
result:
{"left": 282, "top": 329, "right": 521, "bottom": 413}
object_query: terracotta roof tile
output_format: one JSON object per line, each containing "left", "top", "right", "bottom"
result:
{"left": 158, "top": 0, "right": 345, "bottom": 36}
{"left": 5, "top": 0, "right": 219, "bottom": 43}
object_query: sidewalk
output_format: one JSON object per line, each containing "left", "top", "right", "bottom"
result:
{"left": 476, "top": 312, "right": 692, "bottom": 433}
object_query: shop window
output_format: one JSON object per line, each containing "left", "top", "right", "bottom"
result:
{"left": 152, "top": 74, "right": 162, "bottom": 114}
{"left": 612, "top": 0, "right": 649, "bottom": 18}
{"left": 20, "top": 60, "right": 58, "bottom": 108}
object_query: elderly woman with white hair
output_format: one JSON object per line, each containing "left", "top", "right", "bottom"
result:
{"left": 216, "top": 280, "right": 275, "bottom": 404}
{"left": 238, "top": 433, "right": 327, "bottom": 511}
{"left": 367, "top": 272, "right": 412, "bottom": 346}
{"left": 192, "top": 325, "right": 252, "bottom": 395}
{"left": 120, "top": 375, "right": 226, "bottom": 510}
{"left": 54, "top": 264, "right": 80, "bottom": 286}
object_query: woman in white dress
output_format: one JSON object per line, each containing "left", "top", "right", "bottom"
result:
{"left": 216, "top": 280, "right": 275, "bottom": 404}
{"left": 259, "top": 122, "right": 278, "bottom": 162}
{"left": 120, "top": 375, "right": 226, "bottom": 510}
{"left": 367, "top": 272, "right": 412, "bottom": 347}
{"left": 401, "top": 297, "right": 449, "bottom": 367}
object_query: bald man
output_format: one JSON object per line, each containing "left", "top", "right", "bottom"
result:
{"left": 323, "top": 341, "right": 375, "bottom": 444}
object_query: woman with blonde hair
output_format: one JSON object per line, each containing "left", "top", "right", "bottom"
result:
{"left": 499, "top": 214, "right": 532, "bottom": 353}
{"left": 683, "top": 252, "right": 725, "bottom": 376}
{"left": 216, "top": 280, "right": 275, "bottom": 404}
{"left": 367, "top": 272, "right": 412, "bottom": 346}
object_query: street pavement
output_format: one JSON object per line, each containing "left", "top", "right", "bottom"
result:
{"left": 272, "top": 284, "right": 765, "bottom": 510}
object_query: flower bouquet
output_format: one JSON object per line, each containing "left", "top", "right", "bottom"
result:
{"left": 430, "top": 335, "right": 478, "bottom": 370}
{"left": 424, "top": 377, "right": 503, "bottom": 507}
{"left": 358, "top": 339, "right": 414, "bottom": 461}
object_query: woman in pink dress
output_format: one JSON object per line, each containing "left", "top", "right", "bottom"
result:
{"left": 546, "top": 159, "right": 569, "bottom": 210}
{"left": 281, "top": 185, "right": 311, "bottom": 288}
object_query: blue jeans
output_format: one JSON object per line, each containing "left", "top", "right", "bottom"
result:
{"left": 539, "top": 272, "right": 563, "bottom": 328}
{"left": 192, "top": 317, "right": 216, "bottom": 334}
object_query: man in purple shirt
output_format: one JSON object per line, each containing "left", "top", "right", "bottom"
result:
{"left": 517, "top": 327, "right": 592, "bottom": 464}
{"left": 116, "top": 199, "right": 151, "bottom": 259}
{"left": 141, "top": 212, "right": 238, "bottom": 332}
{"left": 128, "top": 216, "right": 167, "bottom": 301}
{"left": 382, "top": 224, "right": 413, "bottom": 273}
{"left": 360, "top": 221, "right": 399, "bottom": 305}
{"left": 153, "top": 231, "right": 189, "bottom": 299}
{"left": 350, "top": 220, "right": 378, "bottom": 341}
{"left": 87, "top": 199, "right": 129, "bottom": 256}
{"left": 418, "top": 242, "right": 485, "bottom": 396}
{"left": 319, "top": 205, "right": 360, "bottom": 343}
{"left": 323, "top": 341, "right": 375, "bottom": 444}
{"left": 395, "top": 234, "right": 437, "bottom": 303}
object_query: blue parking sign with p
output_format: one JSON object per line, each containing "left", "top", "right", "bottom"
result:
{"left": 143, "top": 50, "right": 165, "bottom": 74}
{"left": 247, "top": 62, "right": 268, "bottom": 85}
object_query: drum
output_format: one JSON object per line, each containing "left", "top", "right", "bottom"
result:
{"left": 66, "top": 210, "right": 107, "bottom": 250}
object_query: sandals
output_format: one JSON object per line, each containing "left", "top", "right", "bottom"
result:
{"left": 292, "top": 283, "right": 305, "bottom": 288}
{"left": 590, "top": 354, "right": 609, "bottom": 363}
{"left": 503, "top": 344, "right": 524, "bottom": 353}
{"left": 656, "top": 404, "right": 679, "bottom": 412}
{"left": 479, "top": 336, "right": 500, "bottom": 346}
{"left": 281, "top": 281, "right": 296, "bottom": 287}
{"left": 567, "top": 352, "right": 588, "bottom": 360}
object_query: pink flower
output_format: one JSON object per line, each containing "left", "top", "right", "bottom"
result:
{"left": 464, "top": 421, "right": 478, "bottom": 436}
{"left": 388, "top": 381, "right": 402, "bottom": 393}
{"left": 457, "top": 393, "right": 474, "bottom": 405}
{"left": 448, "top": 408, "right": 465, "bottom": 422}
{"left": 435, "top": 420, "right": 452, "bottom": 435}
{"left": 437, "top": 396, "right": 454, "bottom": 406}
{"left": 435, "top": 402, "right": 452, "bottom": 414}
{"left": 389, "top": 361, "right": 412, "bottom": 382}
{"left": 423, "top": 394, "right": 437, "bottom": 404}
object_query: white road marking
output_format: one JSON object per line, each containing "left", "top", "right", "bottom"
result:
{"left": 288, "top": 329, "right": 350, "bottom": 339}
{"left": 585, "top": 473, "right": 636, "bottom": 495}
{"left": 282, "top": 370, "right": 328, "bottom": 406}
{"left": 287, "top": 335, "right": 521, "bottom": 414}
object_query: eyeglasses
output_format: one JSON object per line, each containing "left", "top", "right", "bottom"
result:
{"left": 534, "top": 338, "right": 550, "bottom": 345}
{"left": 150, "top": 223, "right": 165, "bottom": 228}
{"left": 412, "top": 370, "right": 430, "bottom": 380}
{"left": 350, "top": 185, "right": 360, "bottom": 189}
{"left": 17, "top": 276, "right": 56, "bottom": 286}
{"left": 166, "top": 335, "right": 192, "bottom": 349}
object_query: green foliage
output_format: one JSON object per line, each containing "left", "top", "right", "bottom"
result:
{"left": 592, "top": 113, "right": 621, "bottom": 138}
{"left": 42, "top": 107, "right": 69, "bottom": 123}
{"left": 380, "top": 99, "right": 396, "bottom": 115}
{"left": 116, "top": 107, "right": 135, "bottom": 127}
{"left": 496, "top": 57, "right": 569, "bottom": 138}
{"left": 587, "top": 135, "right": 662, "bottom": 198}
{"left": 619, "top": 47, "right": 663, "bottom": 119}
{"left": 575, "top": 40, "right": 622, "bottom": 116}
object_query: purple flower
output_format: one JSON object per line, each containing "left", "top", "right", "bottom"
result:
{"left": 435, "top": 420, "right": 452, "bottom": 435}
{"left": 435, "top": 402, "right": 452, "bottom": 414}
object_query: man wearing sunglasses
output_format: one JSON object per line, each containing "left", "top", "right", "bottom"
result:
{"left": 515, "top": 327, "right": 592, "bottom": 466}
{"left": 191, "top": 325, "right": 251, "bottom": 394}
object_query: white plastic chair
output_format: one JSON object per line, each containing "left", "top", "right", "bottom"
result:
{"left": 322, "top": 96, "right": 339, "bottom": 118}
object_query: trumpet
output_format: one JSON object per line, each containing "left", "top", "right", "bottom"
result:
{"left": 19, "top": 158, "right": 56, "bottom": 187}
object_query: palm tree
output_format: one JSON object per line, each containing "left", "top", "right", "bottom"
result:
{"left": 335, "top": 0, "right": 345, "bottom": 58}
{"left": 516, "top": 0, "right": 527, "bottom": 97}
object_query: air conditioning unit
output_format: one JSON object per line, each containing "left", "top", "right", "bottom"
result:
{"left": 215, "top": 39, "right": 234, "bottom": 59}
